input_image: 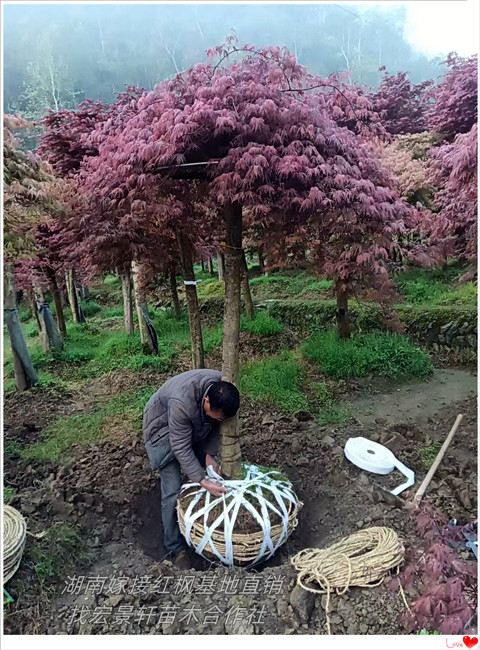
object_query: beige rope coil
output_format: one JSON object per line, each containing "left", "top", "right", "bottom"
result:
{"left": 291, "top": 527, "right": 404, "bottom": 634}
{"left": 3, "top": 505, "right": 27, "bottom": 584}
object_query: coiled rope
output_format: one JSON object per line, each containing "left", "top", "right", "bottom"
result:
{"left": 291, "top": 527, "right": 404, "bottom": 634}
{"left": 3, "top": 506, "right": 27, "bottom": 584}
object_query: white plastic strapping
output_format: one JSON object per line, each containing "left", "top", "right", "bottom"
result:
{"left": 183, "top": 280, "right": 203, "bottom": 286}
{"left": 178, "top": 463, "right": 299, "bottom": 567}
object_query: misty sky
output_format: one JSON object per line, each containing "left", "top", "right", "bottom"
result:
{"left": 2, "top": 1, "right": 478, "bottom": 59}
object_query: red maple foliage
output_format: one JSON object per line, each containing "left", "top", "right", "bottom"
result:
{"left": 96, "top": 41, "right": 428, "bottom": 318}
{"left": 426, "top": 53, "right": 478, "bottom": 141}
{"left": 391, "top": 503, "right": 477, "bottom": 635}
{"left": 428, "top": 123, "right": 478, "bottom": 267}
{"left": 370, "top": 69, "right": 433, "bottom": 136}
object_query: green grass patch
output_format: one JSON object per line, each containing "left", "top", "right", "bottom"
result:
{"left": 24, "top": 321, "right": 39, "bottom": 338}
{"left": 240, "top": 352, "right": 308, "bottom": 413}
{"left": 3, "top": 486, "right": 15, "bottom": 504}
{"left": 310, "top": 381, "right": 351, "bottom": 424}
{"left": 22, "top": 385, "right": 157, "bottom": 462}
{"left": 248, "top": 271, "right": 333, "bottom": 300}
{"left": 303, "top": 330, "right": 433, "bottom": 379}
{"left": 80, "top": 300, "right": 102, "bottom": 317}
{"left": 197, "top": 279, "right": 225, "bottom": 298}
{"left": 4, "top": 379, "right": 17, "bottom": 393}
{"left": 203, "top": 325, "right": 223, "bottom": 355}
{"left": 18, "top": 306, "right": 33, "bottom": 322}
{"left": 240, "top": 312, "right": 284, "bottom": 337}
{"left": 419, "top": 442, "right": 442, "bottom": 470}
{"left": 103, "top": 274, "right": 121, "bottom": 287}
{"left": 29, "top": 523, "right": 98, "bottom": 584}
{"left": 396, "top": 265, "right": 476, "bottom": 306}
{"left": 101, "top": 306, "right": 124, "bottom": 319}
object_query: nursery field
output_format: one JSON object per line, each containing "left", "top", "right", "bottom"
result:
{"left": 3, "top": 264, "right": 477, "bottom": 636}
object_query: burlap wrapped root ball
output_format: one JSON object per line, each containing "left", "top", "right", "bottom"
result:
{"left": 177, "top": 463, "right": 302, "bottom": 566}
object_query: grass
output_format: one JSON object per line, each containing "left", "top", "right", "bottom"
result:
{"left": 302, "top": 330, "right": 434, "bottom": 379}
{"left": 396, "top": 265, "right": 476, "bottom": 306}
{"left": 21, "top": 385, "right": 156, "bottom": 462}
{"left": 29, "top": 523, "right": 98, "bottom": 585}
{"left": 248, "top": 271, "right": 333, "bottom": 299}
{"left": 79, "top": 300, "right": 102, "bottom": 317}
{"left": 310, "top": 381, "right": 351, "bottom": 425}
{"left": 419, "top": 442, "right": 442, "bottom": 470}
{"left": 3, "top": 486, "right": 15, "bottom": 503}
{"left": 240, "top": 351, "right": 308, "bottom": 413}
{"left": 203, "top": 324, "right": 223, "bottom": 355}
{"left": 240, "top": 312, "right": 284, "bottom": 337}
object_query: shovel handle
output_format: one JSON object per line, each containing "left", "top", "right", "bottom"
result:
{"left": 414, "top": 414, "right": 464, "bottom": 506}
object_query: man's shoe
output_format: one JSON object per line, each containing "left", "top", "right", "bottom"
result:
{"left": 173, "top": 549, "right": 192, "bottom": 570}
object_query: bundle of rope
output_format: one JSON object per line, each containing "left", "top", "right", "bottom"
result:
{"left": 3, "top": 505, "right": 27, "bottom": 584}
{"left": 291, "top": 527, "right": 404, "bottom": 634}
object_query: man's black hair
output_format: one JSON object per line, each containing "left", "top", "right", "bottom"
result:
{"left": 207, "top": 381, "right": 240, "bottom": 418}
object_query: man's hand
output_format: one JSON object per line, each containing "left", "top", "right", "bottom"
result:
{"left": 205, "top": 454, "right": 220, "bottom": 475}
{"left": 200, "top": 478, "right": 227, "bottom": 497}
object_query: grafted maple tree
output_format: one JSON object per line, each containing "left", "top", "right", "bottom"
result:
{"left": 370, "top": 69, "right": 432, "bottom": 136}
{"left": 3, "top": 115, "right": 64, "bottom": 388}
{"left": 97, "top": 40, "right": 430, "bottom": 477}
{"left": 428, "top": 124, "right": 478, "bottom": 269}
{"left": 426, "top": 53, "right": 478, "bottom": 141}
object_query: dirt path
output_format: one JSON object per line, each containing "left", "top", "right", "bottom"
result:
{"left": 349, "top": 369, "right": 477, "bottom": 426}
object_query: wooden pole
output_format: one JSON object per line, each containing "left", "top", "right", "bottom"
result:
{"left": 413, "top": 414, "right": 464, "bottom": 505}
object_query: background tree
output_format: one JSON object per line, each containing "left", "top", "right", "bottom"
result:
{"left": 3, "top": 115, "right": 62, "bottom": 389}
{"left": 426, "top": 53, "right": 478, "bottom": 141}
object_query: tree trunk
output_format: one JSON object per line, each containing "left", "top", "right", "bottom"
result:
{"left": 34, "top": 284, "right": 64, "bottom": 353}
{"left": 258, "top": 249, "right": 265, "bottom": 272}
{"left": 51, "top": 282, "right": 67, "bottom": 339}
{"left": 46, "top": 269, "right": 67, "bottom": 338}
{"left": 201, "top": 259, "right": 205, "bottom": 272}
{"left": 132, "top": 260, "right": 154, "bottom": 352}
{"left": 33, "top": 285, "right": 51, "bottom": 353}
{"left": 336, "top": 287, "right": 350, "bottom": 339}
{"left": 241, "top": 250, "right": 255, "bottom": 319}
{"left": 177, "top": 231, "right": 205, "bottom": 369}
{"left": 217, "top": 251, "right": 225, "bottom": 282}
{"left": 4, "top": 263, "right": 38, "bottom": 390}
{"left": 208, "top": 257, "right": 214, "bottom": 276}
{"left": 220, "top": 203, "right": 243, "bottom": 479}
{"left": 169, "top": 267, "right": 182, "bottom": 318}
{"left": 120, "top": 266, "right": 134, "bottom": 335}
{"left": 66, "top": 269, "right": 81, "bottom": 323}
{"left": 27, "top": 289, "right": 42, "bottom": 332}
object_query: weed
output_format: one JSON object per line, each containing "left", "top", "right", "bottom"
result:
{"left": 3, "top": 486, "right": 15, "bottom": 503}
{"left": 419, "top": 442, "right": 442, "bottom": 470}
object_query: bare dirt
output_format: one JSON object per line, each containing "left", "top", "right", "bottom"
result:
{"left": 3, "top": 366, "right": 477, "bottom": 636}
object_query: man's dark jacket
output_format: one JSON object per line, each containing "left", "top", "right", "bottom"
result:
{"left": 143, "top": 369, "right": 222, "bottom": 483}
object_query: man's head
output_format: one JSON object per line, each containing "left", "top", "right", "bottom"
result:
{"left": 204, "top": 381, "right": 240, "bottom": 422}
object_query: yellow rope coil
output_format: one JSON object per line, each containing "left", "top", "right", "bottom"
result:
{"left": 291, "top": 526, "right": 404, "bottom": 634}
{"left": 3, "top": 505, "right": 27, "bottom": 584}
